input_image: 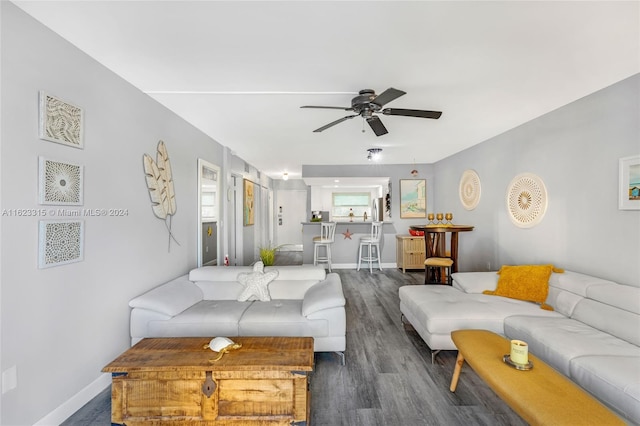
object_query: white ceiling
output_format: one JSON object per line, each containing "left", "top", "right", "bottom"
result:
{"left": 13, "top": 1, "right": 639, "bottom": 179}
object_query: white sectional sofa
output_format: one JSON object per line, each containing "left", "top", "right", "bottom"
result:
{"left": 129, "top": 265, "right": 346, "bottom": 362}
{"left": 399, "top": 270, "right": 640, "bottom": 424}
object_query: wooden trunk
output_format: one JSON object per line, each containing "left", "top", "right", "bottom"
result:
{"left": 102, "top": 337, "right": 314, "bottom": 425}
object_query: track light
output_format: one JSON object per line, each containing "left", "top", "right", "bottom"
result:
{"left": 283, "top": 172, "right": 289, "bottom": 181}
{"left": 367, "top": 148, "right": 382, "bottom": 161}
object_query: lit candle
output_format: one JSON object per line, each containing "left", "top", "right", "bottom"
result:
{"left": 510, "top": 340, "right": 528, "bottom": 365}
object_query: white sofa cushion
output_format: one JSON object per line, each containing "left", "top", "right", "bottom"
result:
{"left": 268, "top": 280, "right": 318, "bottom": 299}
{"left": 545, "top": 285, "right": 584, "bottom": 317}
{"left": 570, "top": 355, "right": 640, "bottom": 423}
{"left": 302, "top": 273, "right": 345, "bottom": 316}
{"left": 586, "top": 282, "right": 640, "bottom": 315}
{"left": 189, "top": 266, "right": 253, "bottom": 282}
{"left": 189, "top": 265, "right": 326, "bottom": 282}
{"left": 504, "top": 315, "right": 640, "bottom": 376}
{"left": 129, "top": 274, "right": 203, "bottom": 316}
{"left": 196, "top": 281, "right": 244, "bottom": 300}
{"left": 548, "top": 270, "right": 616, "bottom": 297}
{"left": 147, "top": 300, "right": 251, "bottom": 337}
{"left": 189, "top": 265, "right": 327, "bottom": 300}
{"left": 451, "top": 272, "right": 498, "bottom": 294}
{"left": 265, "top": 265, "right": 326, "bottom": 281}
{"left": 239, "top": 300, "right": 327, "bottom": 337}
{"left": 572, "top": 298, "right": 640, "bottom": 346}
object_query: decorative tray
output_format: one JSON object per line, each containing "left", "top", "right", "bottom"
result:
{"left": 503, "top": 354, "right": 533, "bottom": 370}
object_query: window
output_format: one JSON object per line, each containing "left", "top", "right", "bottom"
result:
{"left": 332, "top": 192, "right": 371, "bottom": 221}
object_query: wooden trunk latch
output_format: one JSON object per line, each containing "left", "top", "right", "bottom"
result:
{"left": 202, "top": 371, "right": 216, "bottom": 398}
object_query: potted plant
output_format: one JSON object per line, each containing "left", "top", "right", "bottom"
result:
{"left": 259, "top": 244, "right": 279, "bottom": 266}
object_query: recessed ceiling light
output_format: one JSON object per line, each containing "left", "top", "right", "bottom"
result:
{"left": 367, "top": 148, "right": 382, "bottom": 161}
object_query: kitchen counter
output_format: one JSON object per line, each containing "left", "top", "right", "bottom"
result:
{"left": 301, "top": 221, "right": 397, "bottom": 268}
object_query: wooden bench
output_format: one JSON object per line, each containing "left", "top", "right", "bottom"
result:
{"left": 449, "top": 329, "right": 625, "bottom": 426}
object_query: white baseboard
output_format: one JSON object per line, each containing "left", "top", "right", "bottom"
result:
{"left": 33, "top": 373, "right": 111, "bottom": 425}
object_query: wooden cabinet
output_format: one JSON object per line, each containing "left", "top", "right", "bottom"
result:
{"left": 396, "top": 235, "right": 426, "bottom": 272}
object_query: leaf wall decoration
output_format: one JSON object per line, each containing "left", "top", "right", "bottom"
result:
{"left": 143, "top": 153, "right": 167, "bottom": 219}
{"left": 156, "top": 141, "right": 177, "bottom": 216}
{"left": 143, "top": 140, "right": 177, "bottom": 219}
{"left": 143, "top": 140, "right": 179, "bottom": 250}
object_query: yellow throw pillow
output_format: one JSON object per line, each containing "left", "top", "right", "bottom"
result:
{"left": 482, "top": 264, "right": 564, "bottom": 310}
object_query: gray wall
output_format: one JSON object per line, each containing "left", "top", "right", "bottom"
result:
{"left": 433, "top": 74, "right": 640, "bottom": 286}
{"left": 0, "top": 4, "right": 249, "bottom": 424}
{"left": 303, "top": 163, "right": 436, "bottom": 230}
{"left": 302, "top": 164, "right": 436, "bottom": 262}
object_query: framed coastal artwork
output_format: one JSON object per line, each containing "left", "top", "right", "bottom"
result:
{"left": 619, "top": 155, "right": 640, "bottom": 210}
{"left": 243, "top": 179, "right": 255, "bottom": 226}
{"left": 400, "top": 179, "right": 427, "bottom": 218}
{"left": 39, "top": 91, "right": 84, "bottom": 149}
{"left": 38, "top": 220, "right": 84, "bottom": 268}
{"left": 38, "top": 157, "right": 84, "bottom": 205}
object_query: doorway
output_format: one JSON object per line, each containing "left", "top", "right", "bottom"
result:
{"left": 276, "top": 189, "right": 307, "bottom": 251}
{"left": 197, "top": 159, "right": 221, "bottom": 267}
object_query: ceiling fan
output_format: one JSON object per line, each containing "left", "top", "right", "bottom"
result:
{"left": 300, "top": 88, "right": 442, "bottom": 136}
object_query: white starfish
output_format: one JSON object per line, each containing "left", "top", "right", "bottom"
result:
{"left": 237, "top": 261, "right": 279, "bottom": 302}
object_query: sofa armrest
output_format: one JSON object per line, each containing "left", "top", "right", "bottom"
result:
{"left": 302, "top": 273, "right": 345, "bottom": 316}
{"left": 129, "top": 274, "right": 203, "bottom": 316}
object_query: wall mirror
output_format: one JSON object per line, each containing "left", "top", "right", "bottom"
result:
{"left": 198, "top": 159, "right": 221, "bottom": 267}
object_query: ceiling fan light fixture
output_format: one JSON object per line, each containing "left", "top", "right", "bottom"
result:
{"left": 367, "top": 148, "right": 382, "bottom": 161}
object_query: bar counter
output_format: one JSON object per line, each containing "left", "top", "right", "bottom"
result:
{"left": 301, "top": 221, "right": 397, "bottom": 268}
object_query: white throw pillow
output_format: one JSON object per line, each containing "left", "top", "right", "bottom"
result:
{"left": 237, "top": 261, "right": 279, "bottom": 302}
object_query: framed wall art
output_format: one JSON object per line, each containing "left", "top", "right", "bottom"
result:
{"left": 619, "top": 155, "right": 640, "bottom": 210}
{"left": 38, "top": 156, "right": 84, "bottom": 205}
{"left": 400, "top": 179, "right": 426, "bottom": 219}
{"left": 459, "top": 169, "right": 481, "bottom": 210}
{"left": 506, "top": 173, "right": 548, "bottom": 228}
{"left": 39, "top": 91, "right": 84, "bottom": 149}
{"left": 243, "top": 179, "right": 255, "bottom": 226}
{"left": 38, "top": 220, "right": 84, "bottom": 268}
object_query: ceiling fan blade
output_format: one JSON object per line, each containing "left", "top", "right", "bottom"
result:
{"left": 301, "top": 105, "right": 354, "bottom": 111}
{"left": 313, "top": 115, "right": 358, "bottom": 132}
{"left": 382, "top": 108, "right": 442, "bottom": 119}
{"left": 371, "top": 88, "right": 406, "bottom": 107}
{"left": 366, "top": 116, "right": 388, "bottom": 136}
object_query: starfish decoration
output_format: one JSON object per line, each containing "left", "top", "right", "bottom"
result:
{"left": 342, "top": 229, "right": 353, "bottom": 239}
{"left": 236, "top": 261, "right": 279, "bottom": 302}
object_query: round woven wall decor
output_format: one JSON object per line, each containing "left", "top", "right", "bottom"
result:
{"left": 506, "top": 173, "right": 548, "bottom": 228}
{"left": 459, "top": 169, "right": 481, "bottom": 210}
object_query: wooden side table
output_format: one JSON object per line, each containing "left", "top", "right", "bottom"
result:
{"left": 396, "top": 235, "right": 426, "bottom": 272}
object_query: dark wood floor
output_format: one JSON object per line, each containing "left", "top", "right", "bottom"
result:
{"left": 63, "top": 253, "right": 525, "bottom": 425}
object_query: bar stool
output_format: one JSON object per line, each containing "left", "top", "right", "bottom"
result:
{"left": 313, "top": 222, "right": 336, "bottom": 272}
{"left": 424, "top": 257, "right": 453, "bottom": 285}
{"left": 357, "top": 222, "right": 383, "bottom": 273}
